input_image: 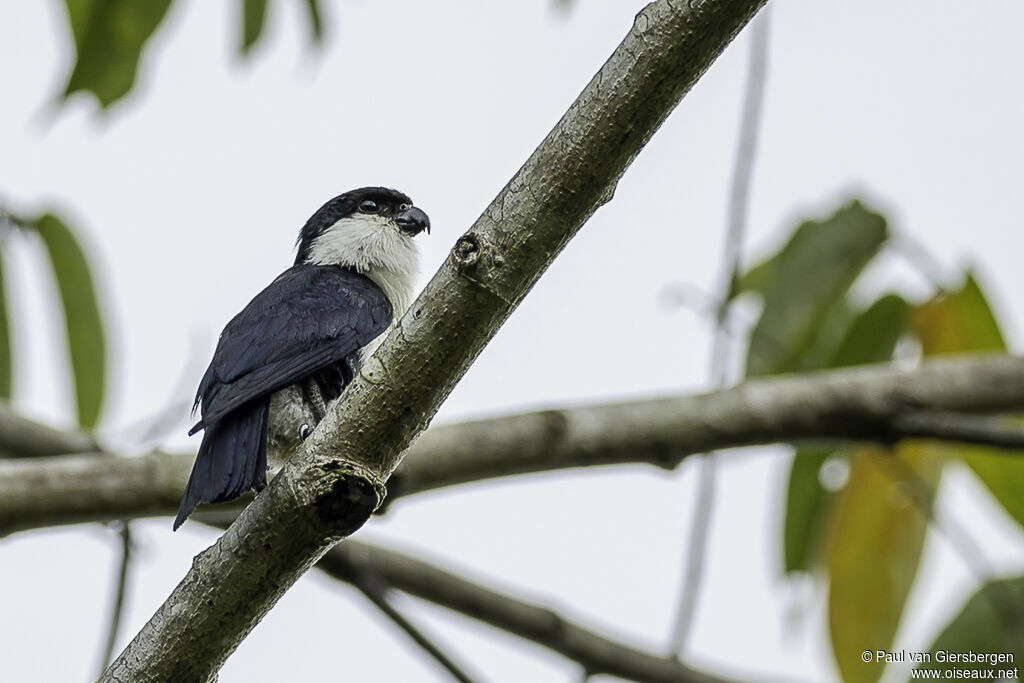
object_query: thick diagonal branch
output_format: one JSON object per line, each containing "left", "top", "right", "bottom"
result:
{"left": 100, "top": 2, "right": 768, "bottom": 680}
{"left": 3, "top": 354, "right": 1024, "bottom": 536}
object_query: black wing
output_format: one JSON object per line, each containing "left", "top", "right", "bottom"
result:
{"left": 191, "top": 265, "right": 391, "bottom": 433}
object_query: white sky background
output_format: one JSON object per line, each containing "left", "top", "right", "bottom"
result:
{"left": 2, "top": 1, "right": 1024, "bottom": 681}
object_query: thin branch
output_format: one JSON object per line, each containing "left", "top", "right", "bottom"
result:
{"left": 659, "top": 281, "right": 795, "bottom": 372}
{"left": 4, "top": 355, "right": 1024, "bottom": 536}
{"left": 672, "top": 8, "right": 771, "bottom": 654}
{"left": 716, "top": 10, "right": 772, "bottom": 328}
{"left": 671, "top": 456, "right": 717, "bottom": 653}
{"left": 96, "top": 522, "right": 133, "bottom": 677}
{"left": 889, "top": 228, "right": 953, "bottom": 294}
{"left": 891, "top": 411, "right": 1024, "bottom": 449}
{"left": 0, "top": 402, "right": 97, "bottom": 457}
{"left": 99, "top": 3, "right": 769, "bottom": 680}
{"left": 349, "top": 567, "right": 480, "bottom": 683}
{"left": 0, "top": 449, "right": 192, "bottom": 535}
{"left": 0, "top": 207, "right": 35, "bottom": 236}
{"left": 108, "top": 331, "right": 209, "bottom": 455}
{"left": 320, "top": 541, "right": 734, "bottom": 683}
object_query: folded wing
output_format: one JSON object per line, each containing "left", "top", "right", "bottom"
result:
{"left": 191, "top": 265, "right": 393, "bottom": 433}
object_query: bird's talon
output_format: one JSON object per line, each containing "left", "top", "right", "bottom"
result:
{"left": 299, "top": 423, "right": 311, "bottom": 440}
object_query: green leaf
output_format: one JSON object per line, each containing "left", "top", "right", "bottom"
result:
{"left": 827, "top": 276, "right": 1006, "bottom": 682}
{"left": 828, "top": 443, "right": 940, "bottom": 683}
{"left": 62, "top": 0, "right": 174, "bottom": 107}
{"left": 303, "top": 0, "right": 324, "bottom": 44}
{"left": 33, "top": 214, "right": 106, "bottom": 429}
{"left": 742, "top": 200, "right": 889, "bottom": 377}
{"left": 830, "top": 294, "right": 908, "bottom": 368}
{"left": 736, "top": 250, "right": 773, "bottom": 295}
{"left": 961, "top": 445, "right": 1024, "bottom": 527}
{"left": 782, "top": 295, "right": 909, "bottom": 575}
{"left": 0, "top": 252, "right": 11, "bottom": 399}
{"left": 909, "top": 273, "right": 1004, "bottom": 355}
{"left": 242, "top": 0, "right": 269, "bottom": 54}
{"left": 783, "top": 447, "right": 833, "bottom": 573}
{"left": 908, "top": 274, "right": 1024, "bottom": 529}
{"left": 798, "top": 298, "right": 856, "bottom": 372}
{"left": 919, "top": 576, "right": 1024, "bottom": 674}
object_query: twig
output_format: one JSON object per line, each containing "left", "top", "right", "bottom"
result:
{"left": 671, "top": 7, "right": 772, "bottom": 655}
{"left": 349, "top": 566, "right": 480, "bottom": 683}
{"left": 320, "top": 541, "right": 732, "bottom": 683}
{"left": 97, "top": 522, "right": 133, "bottom": 676}
{"left": 0, "top": 207, "right": 34, "bottom": 235}
{"left": 0, "top": 402, "right": 97, "bottom": 457}
{"left": 891, "top": 411, "right": 1024, "bottom": 449}
{"left": 105, "top": 330, "right": 209, "bottom": 455}
{"left": 889, "top": 228, "right": 953, "bottom": 294}
{"left": 660, "top": 281, "right": 798, "bottom": 374}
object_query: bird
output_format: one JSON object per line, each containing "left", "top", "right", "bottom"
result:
{"left": 174, "top": 187, "right": 430, "bottom": 530}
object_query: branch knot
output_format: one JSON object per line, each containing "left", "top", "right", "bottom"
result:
{"left": 452, "top": 233, "right": 481, "bottom": 271}
{"left": 314, "top": 462, "right": 387, "bottom": 536}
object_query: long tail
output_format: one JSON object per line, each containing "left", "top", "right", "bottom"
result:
{"left": 174, "top": 399, "right": 270, "bottom": 530}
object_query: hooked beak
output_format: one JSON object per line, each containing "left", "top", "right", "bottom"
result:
{"left": 396, "top": 206, "right": 431, "bottom": 236}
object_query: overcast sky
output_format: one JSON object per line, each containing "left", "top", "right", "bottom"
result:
{"left": 2, "top": 1, "right": 1024, "bottom": 681}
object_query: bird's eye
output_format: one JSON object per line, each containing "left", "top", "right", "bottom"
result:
{"left": 359, "top": 200, "right": 379, "bottom": 213}
{"left": 398, "top": 203, "right": 411, "bottom": 212}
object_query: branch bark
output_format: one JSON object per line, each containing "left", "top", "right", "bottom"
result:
{"left": 322, "top": 540, "right": 732, "bottom": 683}
{"left": 99, "top": 2, "right": 768, "bottom": 680}
{"left": 3, "top": 354, "right": 1024, "bottom": 537}
{"left": 0, "top": 403, "right": 96, "bottom": 457}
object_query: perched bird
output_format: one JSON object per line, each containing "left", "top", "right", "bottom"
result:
{"left": 174, "top": 187, "right": 430, "bottom": 529}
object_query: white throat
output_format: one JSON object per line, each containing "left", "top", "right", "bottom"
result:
{"left": 307, "top": 214, "right": 420, "bottom": 356}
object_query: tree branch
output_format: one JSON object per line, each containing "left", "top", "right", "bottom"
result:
{"left": 0, "top": 402, "right": 96, "bottom": 457}
{"left": 321, "top": 540, "right": 732, "bottom": 683}
{"left": 3, "top": 354, "right": 1024, "bottom": 537}
{"left": 100, "top": 2, "right": 768, "bottom": 680}
{"left": 890, "top": 410, "right": 1024, "bottom": 449}
{"left": 348, "top": 566, "right": 481, "bottom": 683}
{"left": 672, "top": 8, "right": 772, "bottom": 653}
{"left": 96, "top": 522, "right": 133, "bottom": 677}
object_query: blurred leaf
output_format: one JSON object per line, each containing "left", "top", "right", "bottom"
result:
{"left": 0, "top": 253, "right": 10, "bottom": 399}
{"left": 742, "top": 200, "right": 889, "bottom": 377}
{"left": 908, "top": 274, "right": 1024, "bottom": 528}
{"left": 831, "top": 294, "right": 908, "bottom": 367}
{"left": 303, "top": 0, "right": 324, "bottom": 43}
{"left": 783, "top": 447, "right": 833, "bottom": 573}
{"left": 961, "top": 445, "right": 1024, "bottom": 527}
{"left": 798, "top": 298, "right": 856, "bottom": 372}
{"left": 33, "top": 214, "right": 106, "bottom": 429}
{"left": 919, "top": 576, "right": 1024, "bottom": 675}
{"left": 909, "top": 273, "right": 1004, "bottom": 354}
{"left": 829, "top": 275, "right": 1010, "bottom": 681}
{"left": 736, "top": 254, "right": 773, "bottom": 296}
{"left": 242, "top": 0, "right": 269, "bottom": 53}
{"left": 62, "top": 0, "right": 174, "bottom": 107}
{"left": 828, "top": 443, "right": 940, "bottom": 683}
{"left": 243, "top": 0, "right": 325, "bottom": 55}
{"left": 63, "top": 0, "right": 92, "bottom": 45}
{"left": 783, "top": 295, "right": 909, "bottom": 575}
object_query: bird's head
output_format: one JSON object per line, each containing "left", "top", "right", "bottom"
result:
{"left": 295, "top": 187, "right": 430, "bottom": 268}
